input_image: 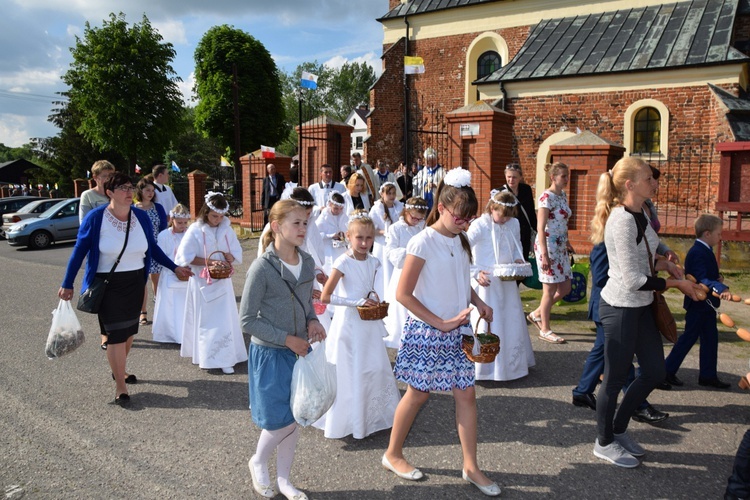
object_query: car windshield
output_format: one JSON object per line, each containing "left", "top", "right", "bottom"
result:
{"left": 38, "top": 200, "right": 73, "bottom": 218}
{"left": 15, "top": 200, "right": 47, "bottom": 214}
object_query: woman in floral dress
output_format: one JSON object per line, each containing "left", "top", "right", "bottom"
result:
{"left": 527, "top": 162, "right": 573, "bottom": 344}
{"left": 135, "top": 177, "right": 168, "bottom": 325}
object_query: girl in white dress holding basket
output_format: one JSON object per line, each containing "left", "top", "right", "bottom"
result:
{"left": 369, "top": 182, "right": 403, "bottom": 299}
{"left": 314, "top": 210, "right": 401, "bottom": 439}
{"left": 315, "top": 191, "right": 349, "bottom": 275}
{"left": 382, "top": 197, "right": 428, "bottom": 348}
{"left": 176, "top": 192, "right": 247, "bottom": 374}
{"left": 467, "top": 190, "right": 535, "bottom": 381}
{"left": 152, "top": 204, "right": 191, "bottom": 344}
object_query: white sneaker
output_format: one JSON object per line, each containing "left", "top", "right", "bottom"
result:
{"left": 221, "top": 367, "right": 235, "bottom": 374}
{"left": 614, "top": 431, "right": 646, "bottom": 457}
{"left": 593, "top": 439, "right": 640, "bottom": 468}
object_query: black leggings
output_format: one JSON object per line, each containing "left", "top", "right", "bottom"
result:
{"left": 596, "top": 299, "right": 665, "bottom": 445}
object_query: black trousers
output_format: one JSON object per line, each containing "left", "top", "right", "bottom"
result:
{"left": 726, "top": 429, "right": 750, "bottom": 499}
{"left": 597, "top": 299, "right": 665, "bottom": 444}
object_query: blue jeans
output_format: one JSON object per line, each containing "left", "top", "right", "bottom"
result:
{"left": 573, "top": 321, "right": 649, "bottom": 411}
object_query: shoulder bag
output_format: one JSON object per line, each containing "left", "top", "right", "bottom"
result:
{"left": 77, "top": 210, "right": 131, "bottom": 314}
{"left": 640, "top": 216, "right": 677, "bottom": 343}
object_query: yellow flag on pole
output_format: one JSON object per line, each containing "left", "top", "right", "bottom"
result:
{"left": 404, "top": 56, "right": 425, "bottom": 74}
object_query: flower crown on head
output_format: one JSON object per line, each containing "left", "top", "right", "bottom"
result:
{"left": 294, "top": 198, "right": 315, "bottom": 206}
{"left": 489, "top": 189, "right": 518, "bottom": 207}
{"left": 327, "top": 191, "right": 345, "bottom": 207}
{"left": 204, "top": 191, "right": 229, "bottom": 214}
{"left": 349, "top": 211, "right": 370, "bottom": 221}
{"left": 405, "top": 203, "right": 429, "bottom": 211}
{"left": 169, "top": 210, "right": 191, "bottom": 219}
{"left": 379, "top": 181, "right": 397, "bottom": 192}
{"left": 443, "top": 167, "right": 471, "bottom": 188}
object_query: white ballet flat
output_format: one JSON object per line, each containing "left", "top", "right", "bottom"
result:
{"left": 277, "top": 484, "right": 308, "bottom": 500}
{"left": 462, "top": 470, "right": 501, "bottom": 497}
{"left": 248, "top": 457, "right": 276, "bottom": 498}
{"left": 381, "top": 454, "right": 423, "bottom": 481}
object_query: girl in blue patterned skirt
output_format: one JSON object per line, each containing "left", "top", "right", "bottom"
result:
{"left": 381, "top": 168, "right": 501, "bottom": 497}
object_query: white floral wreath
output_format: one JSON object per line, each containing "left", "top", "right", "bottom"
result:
{"left": 204, "top": 191, "right": 229, "bottom": 215}
{"left": 379, "top": 181, "right": 397, "bottom": 192}
{"left": 169, "top": 210, "right": 192, "bottom": 219}
{"left": 489, "top": 189, "right": 518, "bottom": 207}
{"left": 327, "top": 191, "right": 345, "bottom": 207}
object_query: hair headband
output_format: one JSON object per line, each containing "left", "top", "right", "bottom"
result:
{"left": 444, "top": 167, "right": 471, "bottom": 188}
{"left": 489, "top": 189, "right": 518, "bottom": 207}
{"left": 294, "top": 198, "right": 315, "bottom": 206}
{"left": 327, "top": 192, "right": 345, "bottom": 207}
{"left": 349, "top": 212, "right": 371, "bottom": 221}
{"left": 204, "top": 191, "right": 229, "bottom": 215}
{"left": 405, "top": 203, "right": 429, "bottom": 211}
{"left": 169, "top": 210, "right": 191, "bottom": 219}
{"left": 380, "top": 181, "right": 397, "bottom": 192}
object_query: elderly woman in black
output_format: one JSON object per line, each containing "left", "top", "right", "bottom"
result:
{"left": 500, "top": 163, "right": 537, "bottom": 260}
{"left": 59, "top": 173, "right": 192, "bottom": 405}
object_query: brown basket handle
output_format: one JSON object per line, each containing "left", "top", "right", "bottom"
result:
{"left": 474, "top": 315, "right": 491, "bottom": 336}
{"left": 365, "top": 290, "right": 380, "bottom": 303}
{"left": 208, "top": 251, "right": 227, "bottom": 262}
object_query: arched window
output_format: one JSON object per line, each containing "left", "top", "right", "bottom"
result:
{"left": 633, "top": 107, "right": 661, "bottom": 154}
{"left": 477, "top": 51, "right": 501, "bottom": 79}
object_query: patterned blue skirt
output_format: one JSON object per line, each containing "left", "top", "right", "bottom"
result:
{"left": 394, "top": 315, "right": 475, "bottom": 392}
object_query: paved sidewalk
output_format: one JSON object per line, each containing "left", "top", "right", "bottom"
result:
{"left": 1, "top": 238, "right": 748, "bottom": 499}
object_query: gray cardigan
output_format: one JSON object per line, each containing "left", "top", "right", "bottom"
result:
{"left": 239, "top": 246, "right": 318, "bottom": 348}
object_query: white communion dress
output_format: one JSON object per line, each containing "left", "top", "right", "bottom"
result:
{"left": 467, "top": 214, "right": 535, "bottom": 381}
{"left": 152, "top": 227, "right": 188, "bottom": 344}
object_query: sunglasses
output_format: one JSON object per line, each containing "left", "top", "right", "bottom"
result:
{"left": 444, "top": 206, "right": 476, "bottom": 226}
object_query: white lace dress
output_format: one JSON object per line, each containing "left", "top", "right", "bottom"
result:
{"left": 312, "top": 252, "right": 400, "bottom": 439}
{"left": 152, "top": 228, "right": 188, "bottom": 343}
{"left": 467, "top": 215, "right": 536, "bottom": 381}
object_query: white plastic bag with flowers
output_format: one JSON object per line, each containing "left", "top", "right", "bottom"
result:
{"left": 290, "top": 341, "right": 337, "bottom": 426}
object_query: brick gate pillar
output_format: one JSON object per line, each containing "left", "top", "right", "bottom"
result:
{"left": 446, "top": 101, "right": 515, "bottom": 209}
{"left": 549, "top": 131, "right": 625, "bottom": 255}
{"left": 296, "top": 116, "right": 353, "bottom": 187}
{"left": 187, "top": 170, "right": 208, "bottom": 219}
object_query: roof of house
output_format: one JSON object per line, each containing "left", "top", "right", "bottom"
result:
{"left": 378, "top": 0, "right": 501, "bottom": 21}
{"left": 477, "top": 0, "right": 748, "bottom": 84}
{"left": 709, "top": 83, "right": 750, "bottom": 140}
{"left": 0, "top": 159, "right": 42, "bottom": 183}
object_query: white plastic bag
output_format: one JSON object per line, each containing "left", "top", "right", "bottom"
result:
{"left": 290, "top": 341, "right": 337, "bottom": 427}
{"left": 45, "top": 300, "right": 85, "bottom": 359}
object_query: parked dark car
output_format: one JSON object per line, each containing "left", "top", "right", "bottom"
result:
{"left": 6, "top": 198, "right": 80, "bottom": 249}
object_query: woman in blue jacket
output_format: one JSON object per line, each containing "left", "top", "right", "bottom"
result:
{"left": 58, "top": 172, "right": 191, "bottom": 406}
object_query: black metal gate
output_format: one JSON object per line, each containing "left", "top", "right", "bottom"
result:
{"left": 200, "top": 164, "right": 244, "bottom": 218}
{"left": 407, "top": 93, "right": 448, "bottom": 167}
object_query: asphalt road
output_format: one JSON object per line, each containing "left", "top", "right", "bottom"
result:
{"left": 1, "top": 238, "right": 749, "bottom": 499}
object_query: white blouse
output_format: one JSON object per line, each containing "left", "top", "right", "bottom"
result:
{"left": 98, "top": 210, "right": 148, "bottom": 272}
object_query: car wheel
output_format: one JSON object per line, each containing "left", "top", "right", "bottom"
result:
{"left": 29, "top": 230, "right": 52, "bottom": 249}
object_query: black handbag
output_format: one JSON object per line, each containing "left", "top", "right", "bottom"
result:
{"left": 77, "top": 210, "right": 131, "bottom": 314}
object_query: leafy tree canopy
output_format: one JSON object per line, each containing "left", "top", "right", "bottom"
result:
{"left": 193, "top": 25, "right": 285, "bottom": 161}
{"left": 62, "top": 12, "right": 183, "bottom": 172}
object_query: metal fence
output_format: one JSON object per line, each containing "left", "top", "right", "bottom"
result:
{"left": 408, "top": 93, "right": 448, "bottom": 167}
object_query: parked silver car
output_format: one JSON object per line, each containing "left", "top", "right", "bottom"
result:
{"left": 6, "top": 198, "right": 80, "bottom": 249}
{"left": 0, "top": 198, "right": 66, "bottom": 238}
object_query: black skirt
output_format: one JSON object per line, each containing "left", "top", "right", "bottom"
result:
{"left": 97, "top": 268, "right": 144, "bottom": 344}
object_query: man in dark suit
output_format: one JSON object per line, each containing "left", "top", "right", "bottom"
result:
{"left": 261, "top": 163, "right": 284, "bottom": 225}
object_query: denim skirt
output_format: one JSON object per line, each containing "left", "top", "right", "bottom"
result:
{"left": 248, "top": 342, "right": 297, "bottom": 430}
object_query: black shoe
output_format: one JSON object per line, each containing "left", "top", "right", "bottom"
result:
{"left": 698, "top": 377, "right": 731, "bottom": 389}
{"left": 655, "top": 380, "right": 672, "bottom": 391}
{"left": 114, "top": 393, "right": 130, "bottom": 406}
{"left": 111, "top": 373, "right": 138, "bottom": 384}
{"left": 632, "top": 404, "right": 669, "bottom": 424}
{"left": 572, "top": 393, "right": 596, "bottom": 410}
{"left": 665, "top": 373, "right": 684, "bottom": 386}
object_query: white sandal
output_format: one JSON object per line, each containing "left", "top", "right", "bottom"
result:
{"left": 539, "top": 330, "right": 566, "bottom": 344}
{"left": 526, "top": 312, "right": 542, "bottom": 331}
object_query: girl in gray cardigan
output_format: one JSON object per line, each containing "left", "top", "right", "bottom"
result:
{"left": 240, "top": 200, "right": 326, "bottom": 500}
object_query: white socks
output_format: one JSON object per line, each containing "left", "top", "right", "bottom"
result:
{"left": 253, "top": 423, "right": 302, "bottom": 498}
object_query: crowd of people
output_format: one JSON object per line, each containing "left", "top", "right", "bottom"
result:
{"left": 56, "top": 153, "right": 746, "bottom": 498}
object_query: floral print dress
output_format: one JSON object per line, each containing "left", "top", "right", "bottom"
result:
{"left": 145, "top": 205, "right": 163, "bottom": 274}
{"left": 534, "top": 190, "right": 572, "bottom": 283}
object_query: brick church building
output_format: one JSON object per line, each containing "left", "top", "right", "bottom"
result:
{"left": 366, "top": 0, "right": 750, "bottom": 252}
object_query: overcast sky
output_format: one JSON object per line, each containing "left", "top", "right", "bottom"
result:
{"left": 1, "top": 0, "right": 388, "bottom": 147}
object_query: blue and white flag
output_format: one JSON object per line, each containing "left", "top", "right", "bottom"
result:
{"left": 171, "top": 160, "right": 181, "bottom": 172}
{"left": 300, "top": 71, "right": 318, "bottom": 90}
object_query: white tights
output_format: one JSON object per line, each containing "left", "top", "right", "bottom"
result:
{"left": 251, "top": 423, "right": 301, "bottom": 498}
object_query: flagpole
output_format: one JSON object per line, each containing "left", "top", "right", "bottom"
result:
{"left": 404, "top": 15, "right": 411, "bottom": 171}
{"left": 298, "top": 86, "right": 303, "bottom": 188}
{"left": 232, "top": 63, "right": 241, "bottom": 197}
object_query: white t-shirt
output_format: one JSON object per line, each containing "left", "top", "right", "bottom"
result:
{"left": 154, "top": 183, "right": 179, "bottom": 214}
{"left": 98, "top": 210, "right": 149, "bottom": 272}
{"left": 406, "top": 227, "right": 471, "bottom": 320}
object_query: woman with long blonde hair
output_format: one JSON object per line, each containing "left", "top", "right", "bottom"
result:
{"left": 591, "top": 157, "right": 700, "bottom": 468}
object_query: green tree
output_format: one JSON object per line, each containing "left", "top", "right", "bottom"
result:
{"left": 277, "top": 61, "right": 376, "bottom": 156}
{"left": 62, "top": 12, "right": 183, "bottom": 173}
{"left": 193, "top": 25, "right": 285, "bottom": 165}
